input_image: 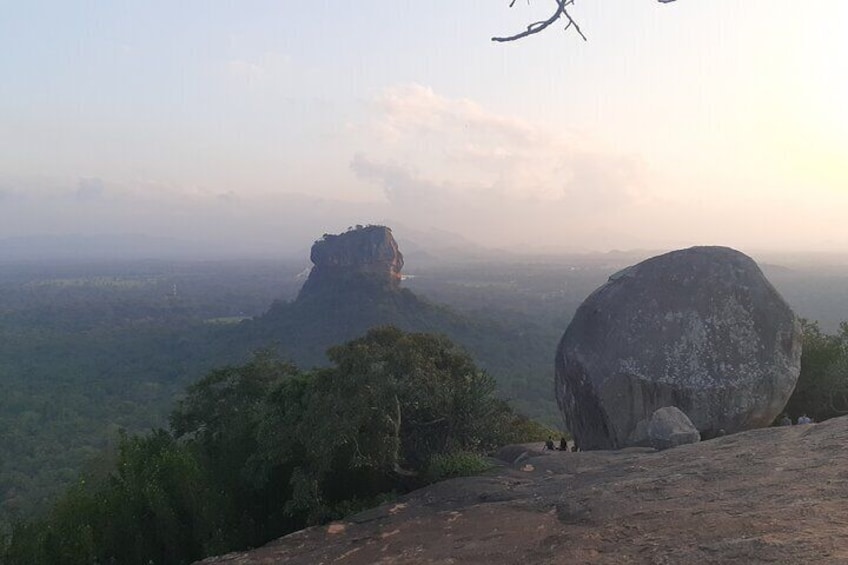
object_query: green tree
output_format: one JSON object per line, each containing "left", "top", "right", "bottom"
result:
{"left": 251, "top": 326, "right": 535, "bottom": 524}
{"left": 170, "top": 350, "right": 302, "bottom": 547}
{"left": 784, "top": 320, "right": 848, "bottom": 422}
{"left": 4, "top": 327, "right": 547, "bottom": 563}
{"left": 3, "top": 430, "right": 211, "bottom": 565}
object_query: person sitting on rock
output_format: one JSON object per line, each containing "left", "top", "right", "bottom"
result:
{"left": 798, "top": 414, "right": 811, "bottom": 425}
{"left": 779, "top": 414, "right": 792, "bottom": 426}
{"left": 558, "top": 437, "right": 568, "bottom": 451}
{"left": 544, "top": 436, "right": 555, "bottom": 450}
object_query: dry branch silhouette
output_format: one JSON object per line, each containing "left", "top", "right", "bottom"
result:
{"left": 492, "top": 0, "right": 678, "bottom": 42}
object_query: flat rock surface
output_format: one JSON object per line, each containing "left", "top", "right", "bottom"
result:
{"left": 199, "top": 417, "right": 848, "bottom": 564}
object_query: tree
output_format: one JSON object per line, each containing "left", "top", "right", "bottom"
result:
{"left": 783, "top": 320, "right": 848, "bottom": 423}
{"left": 2, "top": 431, "right": 213, "bottom": 565}
{"left": 4, "top": 328, "right": 550, "bottom": 563}
{"left": 169, "top": 351, "right": 302, "bottom": 547}
{"left": 252, "top": 326, "right": 513, "bottom": 523}
{"left": 493, "top": 0, "right": 678, "bottom": 43}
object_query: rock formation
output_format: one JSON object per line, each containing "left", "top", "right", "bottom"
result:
{"left": 647, "top": 406, "right": 701, "bottom": 450}
{"left": 298, "top": 225, "right": 404, "bottom": 298}
{"left": 555, "top": 246, "right": 802, "bottom": 450}
{"left": 199, "top": 416, "right": 848, "bottom": 565}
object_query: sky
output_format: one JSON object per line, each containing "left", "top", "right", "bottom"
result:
{"left": 1, "top": 1, "right": 847, "bottom": 257}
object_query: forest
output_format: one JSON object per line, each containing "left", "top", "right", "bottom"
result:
{"left": 2, "top": 327, "right": 551, "bottom": 563}
{"left": 2, "top": 250, "right": 848, "bottom": 562}
{"left": 0, "top": 252, "right": 599, "bottom": 528}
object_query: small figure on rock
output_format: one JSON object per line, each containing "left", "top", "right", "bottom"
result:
{"left": 779, "top": 414, "right": 792, "bottom": 426}
{"left": 558, "top": 437, "right": 568, "bottom": 451}
{"left": 797, "top": 414, "right": 813, "bottom": 425}
{"left": 544, "top": 436, "right": 555, "bottom": 450}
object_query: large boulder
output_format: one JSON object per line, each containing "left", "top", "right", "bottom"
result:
{"left": 555, "top": 246, "right": 802, "bottom": 450}
{"left": 648, "top": 406, "right": 701, "bottom": 450}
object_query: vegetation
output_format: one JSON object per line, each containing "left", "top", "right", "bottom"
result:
{"left": 426, "top": 452, "right": 493, "bottom": 482}
{"left": 1, "top": 327, "right": 546, "bottom": 564}
{"left": 0, "top": 257, "right": 572, "bottom": 530}
{"left": 783, "top": 319, "right": 848, "bottom": 423}
{"left": 252, "top": 278, "right": 562, "bottom": 425}
{"left": 3, "top": 254, "right": 848, "bottom": 556}
{"left": 0, "top": 261, "right": 283, "bottom": 526}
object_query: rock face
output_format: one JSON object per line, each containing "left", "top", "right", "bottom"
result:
{"left": 555, "top": 246, "right": 802, "bottom": 450}
{"left": 298, "top": 225, "right": 404, "bottom": 297}
{"left": 200, "top": 416, "right": 848, "bottom": 565}
{"left": 648, "top": 406, "right": 701, "bottom": 450}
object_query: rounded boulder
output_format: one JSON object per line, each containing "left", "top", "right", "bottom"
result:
{"left": 555, "top": 246, "right": 801, "bottom": 450}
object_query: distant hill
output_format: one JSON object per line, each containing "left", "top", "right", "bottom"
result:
{"left": 0, "top": 234, "right": 298, "bottom": 261}
{"left": 231, "top": 226, "right": 560, "bottom": 424}
{"left": 0, "top": 234, "right": 220, "bottom": 261}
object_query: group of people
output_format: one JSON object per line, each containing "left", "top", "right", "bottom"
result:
{"left": 544, "top": 436, "right": 578, "bottom": 452}
{"left": 779, "top": 413, "right": 814, "bottom": 426}
{"left": 549, "top": 413, "right": 816, "bottom": 452}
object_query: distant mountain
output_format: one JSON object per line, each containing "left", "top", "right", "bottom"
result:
{"left": 0, "top": 234, "right": 216, "bottom": 261}
{"left": 231, "top": 225, "right": 559, "bottom": 423}
{"left": 0, "top": 234, "right": 297, "bottom": 261}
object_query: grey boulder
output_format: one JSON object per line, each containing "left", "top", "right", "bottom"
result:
{"left": 556, "top": 246, "right": 802, "bottom": 450}
{"left": 648, "top": 406, "right": 701, "bottom": 450}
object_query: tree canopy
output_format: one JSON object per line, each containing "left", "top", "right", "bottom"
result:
{"left": 783, "top": 320, "right": 848, "bottom": 423}
{"left": 2, "top": 327, "right": 551, "bottom": 564}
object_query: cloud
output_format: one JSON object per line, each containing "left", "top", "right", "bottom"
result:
{"left": 350, "top": 154, "right": 457, "bottom": 209}
{"left": 343, "top": 84, "right": 704, "bottom": 250}
{"left": 373, "top": 84, "right": 542, "bottom": 146}
{"left": 354, "top": 83, "right": 647, "bottom": 212}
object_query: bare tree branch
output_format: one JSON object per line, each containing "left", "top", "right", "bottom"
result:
{"left": 389, "top": 394, "right": 419, "bottom": 477}
{"left": 492, "top": 0, "right": 677, "bottom": 43}
{"left": 492, "top": 0, "right": 582, "bottom": 43}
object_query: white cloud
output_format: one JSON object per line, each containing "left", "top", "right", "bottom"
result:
{"left": 354, "top": 83, "right": 648, "bottom": 209}
{"left": 373, "top": 84, "right": 542, "bottom": 146}
{"left": 346, "top": 84, "right": 657, "bottom": 248}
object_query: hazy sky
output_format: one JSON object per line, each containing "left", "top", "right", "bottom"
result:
{"left": 2, "top": 1, "right": 847, "bottom": 256}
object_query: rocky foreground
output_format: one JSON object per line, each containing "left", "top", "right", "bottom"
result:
{"left": 200, "top": 416, "right": 848, "bottom": 564}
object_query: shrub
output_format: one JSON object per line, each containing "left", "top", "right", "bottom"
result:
{"left": 426, "top": 452, "right": 493, "bottom": 482}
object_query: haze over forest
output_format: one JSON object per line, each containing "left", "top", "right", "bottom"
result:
{"left": 7, "top": 4, "right": 848, "bottom": 561}
{"left": 3, "top": 1, "right": 848, "bottom": 257}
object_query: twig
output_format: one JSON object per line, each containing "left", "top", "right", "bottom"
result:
{"left": 492, "top": 0, "right": 584, "bottom": 42}
{"left": 492, "top": 0, "right": 677, "bottom": 43}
